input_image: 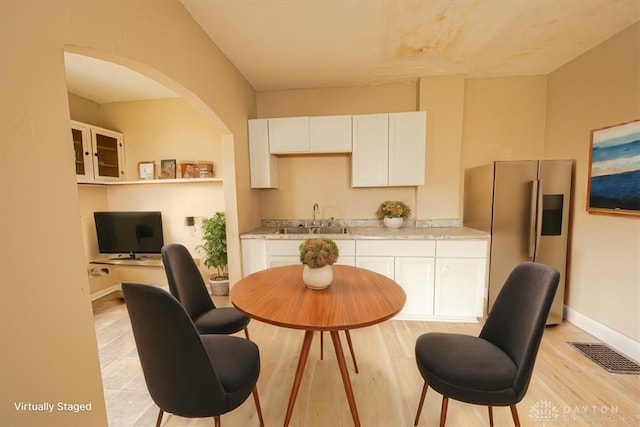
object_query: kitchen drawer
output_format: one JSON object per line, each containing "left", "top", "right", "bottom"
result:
{"left": 436, "top": 240, "right": 487, "bottom": 258}
{"left": 356, "top": 240, "right": 435, "bottom": 257}
{"left": 266, "top": 239, "right": 355, "bottom": 256}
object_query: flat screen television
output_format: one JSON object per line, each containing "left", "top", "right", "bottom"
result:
{"left": 94, "top": 211, "right": 164, "bottom": 259}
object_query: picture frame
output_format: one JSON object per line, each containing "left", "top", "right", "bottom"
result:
{"left": 138, "top": 161, "right": 155, "bottom": 180}
{"left": 196, "top": 161, "right": 215, "bottom": 178}
{"left": 160, "top": 159, "right": 177, "bottom": 179}
{"left": 179, "top": 161, "right": 196, "bottom": 178}
{"left": 587, "top": 119, "right": 640, "bottom": 217}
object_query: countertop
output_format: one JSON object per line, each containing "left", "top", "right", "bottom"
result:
{"left": 241, "top": 225, "right": 489, "bottom": 240}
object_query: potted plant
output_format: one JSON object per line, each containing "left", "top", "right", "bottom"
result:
{"left": 375, "top": 200, "right": 411, "bottom": 228}
{"left": 299, "top": 238, "right": 339, "bottom": 290}
{"left": 197, "top": 212, "right": 229, "bottom": 295}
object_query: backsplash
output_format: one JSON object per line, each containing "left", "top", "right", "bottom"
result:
{"left": 260, "top": 218, "right": 460, "bottom": 228}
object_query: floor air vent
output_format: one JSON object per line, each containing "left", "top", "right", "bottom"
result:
{"left": 569, "top": 342, "right": 640, "bottom": 374}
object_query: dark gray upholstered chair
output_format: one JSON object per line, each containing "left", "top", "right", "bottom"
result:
{"left": 414, "top": 261, "right": 559, "bottom": 427}
{"left": 122, "top": 283, "right": 264, "bottom": 427}
{"left": 161, "top": 243, "right": 250, "bottom": 338}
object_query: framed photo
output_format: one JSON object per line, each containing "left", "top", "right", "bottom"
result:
{"left": 587, "top": 119, "right": 640, "bottom": 217}
{"left": 138, "top": 161, "right": 155, "bottom": 180}
{"left": 196, "top": 161, "right": 215, "bottom": 178}
{"left": 160, "top": 159, "right": 177, "bottom": 179}
{"left": 179, "top": 161, "right": 196, "bottom": 178}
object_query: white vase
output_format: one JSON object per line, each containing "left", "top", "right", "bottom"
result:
{"left": 302, "top": 264, "right": 333, "bottom": 290}
{"left": 383, "top": 217, "right": 404, "bottom": 229}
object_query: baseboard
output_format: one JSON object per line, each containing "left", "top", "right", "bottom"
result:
{"left": 564, "top": 305, "right": 640, "bottom": 363}
{"left": 90, "top": 284, "right": 122, "bottom": 301}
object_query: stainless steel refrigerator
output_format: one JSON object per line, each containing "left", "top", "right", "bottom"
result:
{"left": 463, "top": 160, "right": 573, "bottom": 325}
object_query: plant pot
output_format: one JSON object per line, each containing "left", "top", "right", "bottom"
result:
{"left": 383, "top": 217, "right": 404, "bottom": 229}
{"left": 208, "top": 277, "right": 230, "bottom": 296}
{"left": 302, "top": 264, "right": 333, "bottom": 290}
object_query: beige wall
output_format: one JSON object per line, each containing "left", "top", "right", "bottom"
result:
{"left": 462, "top": 76, "right": 548, "bottom": 168}
{"left": 68, "top": 94, "right": 102, "bottom": 125}
{"left": 0, "top": 0, "right": 256, "bottom": 425}
{"left": 100, "top": 98, "right": 223, "bottom": 180}
{"left": 417, "top": 75, "right": 466, "bottom": 219}
{"left": 545, "top": 23, "right": 640, "bottom": 342}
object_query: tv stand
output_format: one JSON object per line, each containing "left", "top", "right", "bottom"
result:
{"left": 108, "top": 252, "right": 154, "bottom": 261}
{"left": 95, "top": 254, "right": 162, "bottom": 266}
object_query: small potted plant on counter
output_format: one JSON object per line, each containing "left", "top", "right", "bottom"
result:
{"left": 198, "top": 212, "right": 229, "bottom": 295}
{"left": 299, "top": 238, "right": 339, "bottom": 290}
{"left": 376, "top": 200, "right": 411, "bottom": 229}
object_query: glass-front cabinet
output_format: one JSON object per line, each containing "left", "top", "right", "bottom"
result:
{"left": 71, "top": 120, "right": 125, "bottom": 183}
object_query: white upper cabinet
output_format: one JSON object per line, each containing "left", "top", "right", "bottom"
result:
{"left": 247, "top": 111, "right": 424, "bottom": 189}
{"left": 351, "top": 113, "right": 389, "bottom": 186}
{"left": 72, "top": 120, "right": 125, "bottom": 183}
{"left": 248, "top": 119, "right": 279, "bottom": 188}
{"left": 309, "top": 115, "right": 352, "bottom": 152}
{"left": 268, "top": 117, "right": 310, "bottom": 154}
{"left": 72, "top": 122, "right": 92, "bottom": 182}
{"left": 389, "top": 111, "right": 426, "bottom": 186}
{"left": 352, "top": 111, "right": 426, "bottom": 187}
{"left": 267, "top": 115, "right": 352, "bottom": 154}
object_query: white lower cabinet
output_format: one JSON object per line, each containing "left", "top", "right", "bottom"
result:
{"left": 434, "top": 258, "right": 485, "bottom": 318}
{"left": 241, "top": 237, "right": 487, "bottom": 322}
{"left": 394, "top": 256, "right": 435, "bottom": 319}
{"left": 355, "top": 256, "right": 394, "bottom": 279}
{"left": 355, "top": 239, "right": 486, "bottom": 321}
{"left": 356, "top": 240, "right": 436, "bottom": 320}
{"left": 434, "top": 240, "right": 487, "bottom": 320}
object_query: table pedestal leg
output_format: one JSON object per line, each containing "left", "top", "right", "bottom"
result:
{"left": 283, "top": 330, "right": 314, "bottom": 427}
{"left": 330, "top": 330, "right": 361, "bottom": 427}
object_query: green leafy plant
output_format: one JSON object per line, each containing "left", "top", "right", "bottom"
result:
{"left": 375, "top": 200, "right": 411, "bottom": 219}
{"left": 299, "top": 238, "right": 339, "bottom": 268}
{"left": 197, "top": 212, "right": 228, "bottom": 279}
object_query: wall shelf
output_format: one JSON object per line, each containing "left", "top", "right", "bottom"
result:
{"left": 79, "top": 178, "right": 223, "bottom": 186}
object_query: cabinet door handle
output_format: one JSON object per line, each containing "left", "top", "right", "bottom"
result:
{"left": 84, "top": 151, "right": 90, "bottom": 155}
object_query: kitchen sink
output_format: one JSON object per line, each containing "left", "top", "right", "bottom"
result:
{"left": 274, "top": 227, "right": 313, "bottom": 234}
{"left": 273, "top": 226, "right": 349, "bottom": 235}
{"left": 311, "top": 226, "right": 349, "bottom": 234}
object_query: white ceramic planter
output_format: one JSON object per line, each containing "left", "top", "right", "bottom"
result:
{"left": 208, "top": 278, "right": 230, "bottom": 296}
{"left": 383, "top": 217, "right": 404, "bottom": 229}
{"left": 302, "top": 264, "right": 333, "bottom": 290}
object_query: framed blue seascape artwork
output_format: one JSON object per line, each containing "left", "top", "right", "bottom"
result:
{"left": 587, "top": 119, "right": 640, "bottom": 217}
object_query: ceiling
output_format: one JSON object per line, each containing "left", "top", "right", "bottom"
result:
{"left": 65, "top": 0, "right": 639, "bottom": 103}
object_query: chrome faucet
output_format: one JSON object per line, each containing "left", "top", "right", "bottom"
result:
{"left": 312, "top": 203, "right": 320, "bottom": 226}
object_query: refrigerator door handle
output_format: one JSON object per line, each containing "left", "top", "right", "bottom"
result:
{"left": 528, "top": 180, "right": 539, "bottom": 259}
{"left": 534, "top": 179, "right": 544, "bottom": 259}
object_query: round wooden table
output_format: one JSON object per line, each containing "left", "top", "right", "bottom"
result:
{"left": 231, "top": 264, "right": 406, "bottom": 427}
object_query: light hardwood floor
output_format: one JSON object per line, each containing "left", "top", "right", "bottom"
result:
{"left": 93, "top": 291, "right": 639, "bottom": 426}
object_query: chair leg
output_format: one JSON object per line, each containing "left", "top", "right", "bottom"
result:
{"left": 214, "top": 415, "right": 221, "bottom": 427}
{"left": 439, "top": 396, "right": 449, "bottom": 427}
{"left": 414, "top": 382, "right": 429, "bottom": 426}
{"left": 343, "top": 330, "right": 359, "bottom": 374}
{"left": 320, "top": 331, "right": 324, "bottom": 360}
{"left": 155, "top": 409, "right": 164, "bottom": 427}
{"left": 488, "top": 406, "right": 494, "bottom": 427}
{"left": 252, "top": 386, "right": 265, "bottom": 427}
{"left": 510, "top": 405, "right": 521, "bottom": 427}
{"left": 244, "top": 327, "right": 250, "bottom": 340}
